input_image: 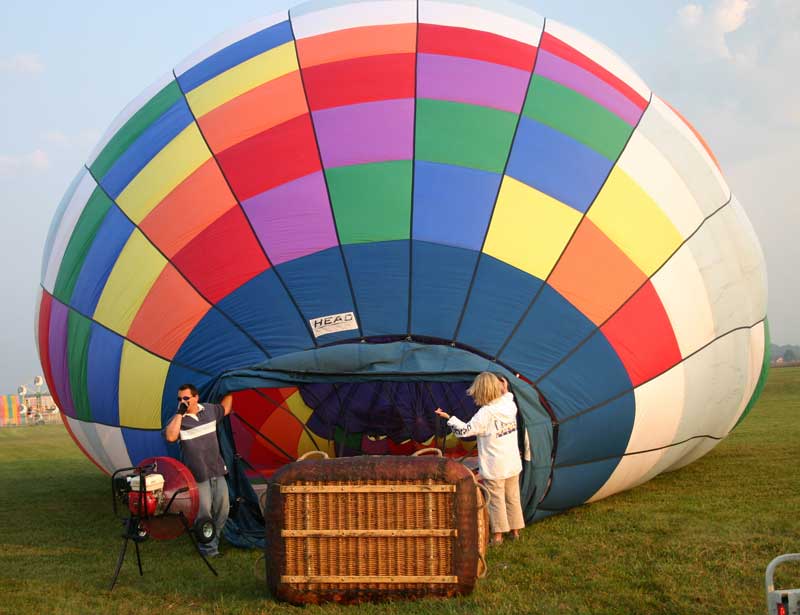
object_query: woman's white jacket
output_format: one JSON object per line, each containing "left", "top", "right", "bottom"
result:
{"left": 446, "top": 392, "right": 522, "bottom": 480}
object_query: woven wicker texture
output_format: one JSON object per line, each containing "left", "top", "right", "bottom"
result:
{"left": 265, "top": 455, "right": 486, "bottom": 604}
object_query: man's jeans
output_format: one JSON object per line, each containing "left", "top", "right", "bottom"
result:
{"left": 196, "top": 476, "right": 229, "bottom": 555}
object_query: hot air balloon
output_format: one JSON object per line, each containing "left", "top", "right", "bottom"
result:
{"left": 37, "top": 0, "right": 768, "bottom": 526}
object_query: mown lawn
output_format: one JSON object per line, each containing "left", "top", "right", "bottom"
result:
{"left": 1, "top": 368, "right": 798, "bottom": 615}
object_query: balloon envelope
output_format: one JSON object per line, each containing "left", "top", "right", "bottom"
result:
{"left": 38, "top": 0, "right": 768, "bottom": 519}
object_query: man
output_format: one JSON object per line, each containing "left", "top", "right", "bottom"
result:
{"left": 164, "top": 384, "right": 233, "bottom": 557}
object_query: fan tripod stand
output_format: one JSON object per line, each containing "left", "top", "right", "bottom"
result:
{"left": 109, "top": 510, "right": 218, "bottom": 590}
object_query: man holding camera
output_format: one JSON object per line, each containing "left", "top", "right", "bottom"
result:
{"left": 164, "top": 384, "right": 233, "bottom": 558}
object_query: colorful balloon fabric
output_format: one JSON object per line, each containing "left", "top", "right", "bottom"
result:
{"left": 38, "top": 0, "right": 768, "bottom": 518}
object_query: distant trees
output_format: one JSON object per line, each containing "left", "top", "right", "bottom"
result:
{"left": 770, "top": 345, "right": 800, "bottom": 366}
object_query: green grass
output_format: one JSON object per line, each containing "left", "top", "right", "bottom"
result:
{"left": 1, "top": 368, "right": 799, "bottom": 614}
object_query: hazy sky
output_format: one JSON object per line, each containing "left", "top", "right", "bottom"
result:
{"left": 0, "top": 0, "right": 797, "bottom": 393}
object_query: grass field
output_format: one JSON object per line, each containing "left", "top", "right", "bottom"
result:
{"left": 1, "top": 368, "right": 799, "bottom": 615}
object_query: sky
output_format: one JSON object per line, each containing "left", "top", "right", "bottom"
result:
{"left": 0, "top": 0, "right": 797, "bottom": 393}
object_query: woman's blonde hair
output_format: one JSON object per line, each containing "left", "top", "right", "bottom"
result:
{"left": 466, "top": 372, "right": 504, "bottom": 406}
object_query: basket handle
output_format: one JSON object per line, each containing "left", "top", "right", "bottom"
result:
{"left": 473, "top": 476, "right": 490, "bottom": 580}
{"left": 475, "top": 481, "right": 490, "bottom": 511}
{"left": 411, "top": 447, "right": 443, "bottom": 457}
{"left": 477, "top": 552, "right": 489, "bottom": 579}
{"left": 467, "top": 468, "right": 491, "bottom": 510}
{"left": 297, "top": 450, "right": 329, "bottom": 461}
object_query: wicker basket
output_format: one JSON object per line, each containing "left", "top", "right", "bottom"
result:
{"left": 264, "top": 451, "right": 488, "bottom": 604}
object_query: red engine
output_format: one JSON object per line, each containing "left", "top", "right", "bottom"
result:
{"left": 126, "top": 473, "right": 164, "bottom": 517}
{"left": 113, "top": 457, "right": 200, "bottom": 540}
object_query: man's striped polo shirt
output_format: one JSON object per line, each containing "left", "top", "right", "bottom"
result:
{"left": 177, "top": 403, "right": 227, "bottom": 482}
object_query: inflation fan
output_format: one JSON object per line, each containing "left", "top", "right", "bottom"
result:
{"left": 109, "top": 456, "right": 218, "bottom": 590}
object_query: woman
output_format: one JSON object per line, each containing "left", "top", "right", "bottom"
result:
{"left": 434, "top": 372, "right": 524, "bottom": 545}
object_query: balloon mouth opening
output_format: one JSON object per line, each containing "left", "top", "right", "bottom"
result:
{"left": 212, "top": 339, "right": 554, "bottom": 504}
{"left": 229, "top": 378, "right": 488, "bottom": 479}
